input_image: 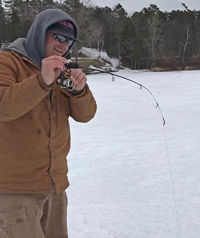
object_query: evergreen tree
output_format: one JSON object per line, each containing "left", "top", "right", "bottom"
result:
{"left": 1, "top": 0, "right": 200, "bottom": 69}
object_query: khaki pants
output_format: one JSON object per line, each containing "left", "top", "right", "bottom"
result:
{"left": 0, "top": 185, "right": 68, "bottom": 238}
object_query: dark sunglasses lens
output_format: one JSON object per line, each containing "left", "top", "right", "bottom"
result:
{"left": 54, "top": 34, "right": 66, "bottom": 43}
{"left": 67, "top": 39, "right": 73, "bottom": 46}
{"left": 54, "top": 34, "right": 73, "bottom": 46}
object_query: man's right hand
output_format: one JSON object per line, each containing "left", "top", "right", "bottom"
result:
{"left": 41, "top": 56, "right": 68, "bottom": 86}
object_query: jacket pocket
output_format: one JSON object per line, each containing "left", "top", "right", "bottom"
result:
{"left": 0, "top": 205, "right": 36, "bottom": 238}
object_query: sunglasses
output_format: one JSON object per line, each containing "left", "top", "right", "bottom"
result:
{"left": 53, "top": 34, "right": 73, "bottom": 46}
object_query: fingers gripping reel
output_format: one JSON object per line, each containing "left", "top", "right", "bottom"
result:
{"left": 57, "top": 60, "right": 79, "bottom": 91}
{"left": 57, "top": 69, "right": 75, "bottom": 91}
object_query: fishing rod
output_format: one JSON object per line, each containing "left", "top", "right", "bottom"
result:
{"left": 58, "top": 61, "right": 183, "bottom": 238}
{"left": 57, "top": 61, "right": 166, "bottom": 126}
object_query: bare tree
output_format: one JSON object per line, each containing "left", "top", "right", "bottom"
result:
{"left": 180, "top": 25, "right": 191, "bottom": 62}
{"left": 87, "top": 21, "right": 104, "bottom": 50}
{"left": 146, "top": 14, "right": 162, "bottom": 67}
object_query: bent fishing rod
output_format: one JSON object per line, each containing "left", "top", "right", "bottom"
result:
{"left": 58, "top": 61, "right": 183, "bottom": 238}
{"left": 57, "top": 60, "right": 166, "bottom": 126}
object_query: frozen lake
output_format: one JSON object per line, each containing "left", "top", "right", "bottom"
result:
{"left": 67, "top": 69, "right": 200, "bottom": 238}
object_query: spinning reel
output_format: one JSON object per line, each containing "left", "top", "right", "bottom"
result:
{"left": 57, "top": 60, "right": 79, "bottom": 91}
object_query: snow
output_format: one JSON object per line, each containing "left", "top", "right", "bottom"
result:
{"left": 78, "top": 47, "right": 111, "bottom": 60}
{"left": 78, "top": 47, "right": 119, "bottom": 67}
{"left": 67, "top": 69, "right": 200, "bottom": 238}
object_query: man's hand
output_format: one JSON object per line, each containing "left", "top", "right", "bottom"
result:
{"left": 41, "top": 56, "right": 67, "bottom": 86}
{"left": 70, "top": 68, "right": 87, "bottom": 92}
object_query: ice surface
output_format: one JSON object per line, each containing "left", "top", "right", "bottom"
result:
{"left": 67, "top": 69, "right": 200, "bottom": 238}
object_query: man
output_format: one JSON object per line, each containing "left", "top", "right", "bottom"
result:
{"left": 0, "top": 9, "right": 97, "bottom": 238}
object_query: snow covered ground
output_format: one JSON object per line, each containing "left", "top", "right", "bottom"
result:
{"left": 67, "top": 69, "right": 200, "bottom": 238}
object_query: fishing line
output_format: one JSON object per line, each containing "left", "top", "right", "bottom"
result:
{"left": 62, "top": 62, "right": 182, "bottom": 238}
{"left": 162, "top": 125, "right": 182, "bottom": 238}
{"left": 85, "top": 67, "right": 182, "bottom": 238}
{"left": 106, "top": 70, "right": 181, "bottom": 238}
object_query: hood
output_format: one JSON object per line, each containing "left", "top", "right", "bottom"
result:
{"left": 1, "top": 38, "right": 29, "bottom": 59}
{"left": 1, "top": 9, "right": 79, "bottom": 68}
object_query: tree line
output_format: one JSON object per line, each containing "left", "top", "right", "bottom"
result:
{"left": 0, "top": 0, "right": 200, "bottom": 69}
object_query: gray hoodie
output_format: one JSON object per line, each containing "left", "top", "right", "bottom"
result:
{"left": 1, "top": 9, "right": 79, "bottom": 68}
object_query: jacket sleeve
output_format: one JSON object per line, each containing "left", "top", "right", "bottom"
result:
{"left": 0, "top": 53, "right": 51, "bottom": 122}
{"left": 61, "top": 84, "right": 97, "bottom": 123}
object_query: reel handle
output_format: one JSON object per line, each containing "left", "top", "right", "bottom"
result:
{"left": 65, "top": 62, "right": 79, "bottom": 69}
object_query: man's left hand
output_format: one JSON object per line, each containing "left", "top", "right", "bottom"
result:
{"left": 70, "top": 68, "right": 87, "bottom": 92}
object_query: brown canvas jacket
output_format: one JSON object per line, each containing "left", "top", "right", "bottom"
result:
{"left": 0, "top": 50, "right": 97, "bottom": 195}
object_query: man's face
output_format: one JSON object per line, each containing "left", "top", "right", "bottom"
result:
{"left": 45, "top": 32, "right": 69, "bottom": 57}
